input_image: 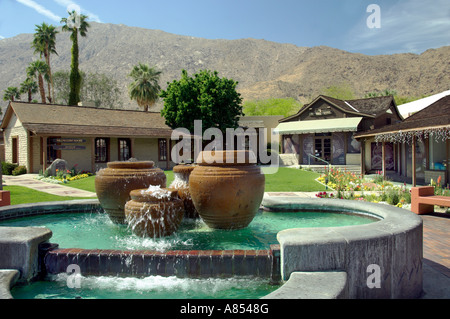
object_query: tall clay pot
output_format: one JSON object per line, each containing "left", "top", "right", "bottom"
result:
{"left": 189, "top": 150, "right": 265, "bottom": 230}
{"left": 125, "top": 187, "right": 184, "bottom": 238}
{"left": 169, "top": 164, "right": 198, "bottom": 219}
{"left": 95, "top": 161, "right": 166, "bottom": 224}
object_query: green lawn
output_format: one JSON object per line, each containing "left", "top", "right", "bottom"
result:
{"left": 64, "top": 171, "right": 175, "bottom": 193}
{"left": 3, "top": 168, "right": 324, "bottom": 205}
{"left": 264, "top": 167, "right": 326, "bottom": 192}
{"left": 3, "top": 185, "right": 92, "bottom": 206}
{"left": 64, "top": 167, "right": 323, "bottom": 193}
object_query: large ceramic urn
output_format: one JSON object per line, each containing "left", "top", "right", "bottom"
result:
{"left": 95, "top": 161, "right": 166, "bottom": 224}
{"left": 189, "top": 150, "right": 265, "bottom": 230}
{"left": 124, "top": 187, "right": 184, "bottom": 238}
{"left": 169, "top": 164, "right": 198, "bottom": 219}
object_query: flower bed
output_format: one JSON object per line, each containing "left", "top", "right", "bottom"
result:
{"left": 316, "top": 168, "right": 449, "bottom": 209}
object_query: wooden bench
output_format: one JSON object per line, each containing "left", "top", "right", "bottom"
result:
{"left": 411, "top": 186, "right": 450, "bottom": 215}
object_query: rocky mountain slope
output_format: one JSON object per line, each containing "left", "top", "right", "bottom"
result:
{"left": 1, "top": 22, "right": 449, "bottom": 111}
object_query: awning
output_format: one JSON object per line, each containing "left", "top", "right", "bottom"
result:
{"left": 275, "top": 117, "right": 363, "bottom": 135}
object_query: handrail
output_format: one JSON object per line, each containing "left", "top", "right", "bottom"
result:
{"left": 307, "top": 153, "right": 331, "bottom": 168}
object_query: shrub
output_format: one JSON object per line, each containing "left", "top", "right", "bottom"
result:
{"left": 2, "top": 162, "right": 18, "bottom": 175}
{"left": 12, "top": 166, "right": 27, "bottom": 176}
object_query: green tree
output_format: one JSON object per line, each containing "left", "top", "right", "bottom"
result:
{"left": 61, "top": 10, "right": 90, "bottom": 106}
{"left": 20, "top": 78, "right": 39, "bottom": 102}
{"left": 243, "top": 98, "right": 301, "bottom": 117}
{"left": 321, "top": 84, "right": 355, "bottom": 100}
{"left": 32, "top": 22, "right": 58, "bottom": 103}
{"left": 160, "top": 69, "right": 243, "bottom": 134}
{"left": 3, "top": 87, "right": 20, "bottom": 102}
{"left": 27, "top": 60, "right": 49, "bottom": 104}
{"left": 53, "top": 70, "right": 122, "bottom": 108}
{"left": 364, "top": 89, "right": 397, "bottom": 98}
{"left": 128, "top": 63, "right": 162, "bottom": 111}
{"left": 82, "top": 72, "right": 122, "bottom": 108}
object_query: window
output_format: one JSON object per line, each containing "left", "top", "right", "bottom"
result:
{"left": 95, "top": 138, "right": 109, "bottom": 163}
{"left": 158, "top": 139, "right": 168, "bottom": 161}
{"left": 118, "top": 138, "right": 131, "bottom": 161}
{"left": 12, "top": 137, "right": 18, "bottom": 164}
{"left": 429, "top": 139, "right": 446, "bottom": 170}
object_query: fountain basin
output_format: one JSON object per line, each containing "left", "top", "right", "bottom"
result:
{"left": 0, "top": 195, "right": 423, "bottom": 299}
{"left": 262, "top": 196, "right": 423, "bottom": 299}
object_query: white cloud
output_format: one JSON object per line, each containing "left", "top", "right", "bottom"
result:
{"left": 347, "top": 0, "right": 450, "bottom": 54}
{"left": 53, "top": 0, "right": 102, "bottom": 23}
{"left": 0, "top": 35, "right": 4, "bottom": 39}
{"left": 15, "top": 0, "right": 62, "bottom": 22}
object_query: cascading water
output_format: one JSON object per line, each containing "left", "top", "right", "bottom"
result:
{"left": 124, "top": 185, "right": 185, "bottom": 238}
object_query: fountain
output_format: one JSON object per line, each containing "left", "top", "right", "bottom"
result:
{"left": 189, "top": 150, "right": 265, "bottom": 230}
{"left": 95, "top": 161, "right": 166, "bottom": 224}
{"left": 125, "top": 186, "right": 184, "bottom": 238}
{"left": 0, "top": 150, "right": 424, "bottom": 299}
{"left": 169, "top": 164, "right": 198, "bottom": 219}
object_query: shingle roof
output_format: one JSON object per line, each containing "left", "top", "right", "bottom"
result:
{"left": 1, "top": 102, "right": 174, "bottom": 137}
{"left": 279, "top": 95, "right": 397, "bottom": 123}
{"left": 355, "top": 95, "right": 450, "bottom": 138}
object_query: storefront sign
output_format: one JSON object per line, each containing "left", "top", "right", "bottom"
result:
{"left": 52, "top": 145, "right": 86, "bottom": 151}
{"left": 55, "top": 138, "right": 86, "bottom": 143}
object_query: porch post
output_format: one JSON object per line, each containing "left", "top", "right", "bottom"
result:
{"left": 360, "top": 139, "right": 365, "bottom": 177}
{"left": 166, "top": 138, "right": 170, "bottom": 170}
{"left": 382, "top": 141, "right": 386, "bottom": 179}
{"left": 42, "top": 136, "right": 47, "bottom": 172}
{"left": 91, "top": 137, "right": 96, "bottom": 173}
{"left": 412, "top": 136, "right": 417, "bottom": 187}
{"left": 130, "top": 138, "right": 135, "bottom": 159}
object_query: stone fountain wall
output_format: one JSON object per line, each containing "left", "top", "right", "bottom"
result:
{"left": 43, "top": 246, "right": 281, "bottom": 281}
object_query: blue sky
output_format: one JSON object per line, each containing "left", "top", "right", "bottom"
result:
{"left": 0, "top": 0, "right": 449, "bottom": 55}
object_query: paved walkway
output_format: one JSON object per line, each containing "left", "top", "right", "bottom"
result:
{"left": 2, "top": 174, "right": 97, "bottom": 198}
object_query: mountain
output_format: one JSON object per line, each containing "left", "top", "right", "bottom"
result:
{"left": 1, "top": 22, "right": 449, "bottom": 112}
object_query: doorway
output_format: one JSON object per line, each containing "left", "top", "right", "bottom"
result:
{"left": 314, "top": 133, "right": 331, "bottom": 163}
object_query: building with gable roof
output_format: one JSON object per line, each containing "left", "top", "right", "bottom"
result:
{"left": 1, "top": 101, "right": 176, "bottom": 173}
{"left": 356, "top": 95, "right": 450, "bottom": 186}
{"left": 275, "top": 95, "right": 402, "bottom": 168}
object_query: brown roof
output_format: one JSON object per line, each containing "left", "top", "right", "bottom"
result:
{"left": 355, "top": 95, "right": 450, "bottom": 138}
{"left": 279, "top": 95, "right": 397, "bottom": 123}
{"left": 1, "top": 102, "right": 174, "bottom": 137}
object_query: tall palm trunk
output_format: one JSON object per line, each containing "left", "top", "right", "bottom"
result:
{"left": 38, "top": 74, "right": 46, "bottom": 104}
{"left": 68, "top": 30, "right": 81, "bottom": 106}
{"left": 43, "top": 47, "right": 52, "bottom": 103}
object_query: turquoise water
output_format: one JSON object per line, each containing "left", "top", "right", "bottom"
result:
{"left": 11, "top": 274, "right": 279, "bottom": 299}
{"left": 0, "top": 211, "right": 376, "bottom": 251}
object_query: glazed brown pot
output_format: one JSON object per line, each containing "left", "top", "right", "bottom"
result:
{"left": 169, "top": 164, "right": 199, "bottom": 219}
{"left": 95, "top": 161, "right": 166, "bottom": 224}
{"left": 189, "top": 150, "right": 265, "bottom": 230}
{"left": 124, "top": 188, "right": 184, "bottom": 238}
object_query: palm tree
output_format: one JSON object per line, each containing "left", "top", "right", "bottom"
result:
{"left": 32, "top": 22, "right": 58, "bottom": 103}
{"left": 27, "top": 60, "right": 50, "bottom": 104}
{"left": 128, "top": 63, "right": 162, "bottom": 112}
{"left": 3, "top": 87, "right": 20, "bottom": 102}
{"left": 61, "top": 10, "right": 90, "bottom": 106}
{"left": 20, "top": 78, "right": 39, "bottom": 102}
